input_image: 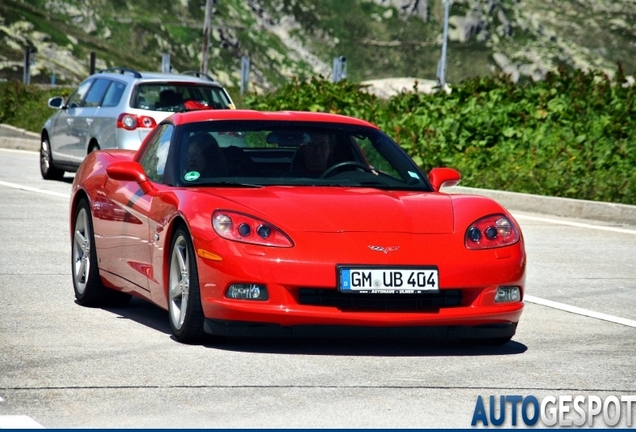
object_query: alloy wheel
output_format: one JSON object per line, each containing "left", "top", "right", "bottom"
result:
{"left": 72, "top": 206, "right": 91, "bottom": 296}
{"left": 169, "top": 234, "right": 190, "bottom": 331}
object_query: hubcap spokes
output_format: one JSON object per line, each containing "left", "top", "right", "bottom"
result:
{"left": 41, "top": 141, "right": 50, "bottom": 173}
{"left": 169, "top": 238, "right": 189, "bottom": 330}
{"left": 73, "top": 208, "right": 90, "bottom": 294}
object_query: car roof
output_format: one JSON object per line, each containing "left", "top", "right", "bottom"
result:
{"left": 167, "top": 110, "right": 381, "bottom": 128}
{"left": 92, "top": 68, "right": 224, "bottom": 86}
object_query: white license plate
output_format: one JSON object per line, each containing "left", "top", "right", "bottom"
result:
{"left": 338, "top": 267, "right": 439, "bottom": 294}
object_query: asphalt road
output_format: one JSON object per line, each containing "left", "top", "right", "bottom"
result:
{"left": 0, "top": 147, "right": 635, "bottom": 428}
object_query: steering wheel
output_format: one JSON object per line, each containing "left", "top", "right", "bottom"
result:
{"left": 320, "top": 161, "right": 375, "bottom": 178}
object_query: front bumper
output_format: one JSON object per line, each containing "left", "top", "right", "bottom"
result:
{"left": 199, "top": 286, "right": 524, "bottom": 340}
{"left": 194, "top": 230, "right": 526, "bottom": 340}
{"left": 204, "top": 318, "right": 518, "bottom": 341}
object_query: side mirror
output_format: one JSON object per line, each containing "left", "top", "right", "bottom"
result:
{"left": 428, "top": 167, "right": 461, "bottom": 192}
{"left": 106, "top": 160, "right": 156, "bottom": 195}
{"left": 47, "top": 96, "right": 65, "bottom": 109}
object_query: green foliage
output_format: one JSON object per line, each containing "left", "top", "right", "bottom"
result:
{"left": 245, "top": 67, "right": 636, "bottom": 205}
{"left": 245, "top": 76, "right": 382, "bottom": 122}
{"left": 0, "top": 82, "right": 72, "bottom": 133}
{"left": 3, "top": 65, "right": 635, "bottom": 205}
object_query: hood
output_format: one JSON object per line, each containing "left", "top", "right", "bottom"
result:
{"left": 196, "top": 186, "right": 455, "bottom": 234}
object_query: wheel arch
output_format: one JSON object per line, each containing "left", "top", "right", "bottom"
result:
{"left": 163, "top": 215, "right": 206, "bottom": 342}
{"left": 70, "top": 189, "right": 90, "bottom": 235}
{"left": 161, "top": 215, "right": 189, "bottom": 299}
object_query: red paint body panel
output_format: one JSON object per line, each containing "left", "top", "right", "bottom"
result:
{"left": 167, "top": 109, "right": 380, "bottom": 129}
{"left": 70, "top": 110, "right": 525, "bottom": 338}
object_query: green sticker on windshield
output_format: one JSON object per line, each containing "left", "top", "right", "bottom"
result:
{"left": 184, "top": 171, "right": 200, "bottom": 181}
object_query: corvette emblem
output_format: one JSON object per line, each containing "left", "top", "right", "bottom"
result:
{"left": 368, "top": 245, "right": 400, "bottom": 254}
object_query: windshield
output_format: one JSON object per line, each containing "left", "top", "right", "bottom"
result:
{"left": 133, "top": 83, "right": 233, "bottom": 111}
{"left": 173, "top": 120, "right": 432, "bottom": 191}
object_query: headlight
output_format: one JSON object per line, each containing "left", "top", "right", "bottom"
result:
{"left": 212, "top": 210, "right": 293, "bottom": 247}
{"left": 465, "top": 214, "right": 520, "bottom": 249}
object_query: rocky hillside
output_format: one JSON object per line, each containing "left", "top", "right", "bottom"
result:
{"left": 0, "top": 0, "right": 634, "bottom": 91}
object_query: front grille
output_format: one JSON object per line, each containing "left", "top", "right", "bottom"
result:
{"left": 298, "top": 288, "right": 461, "bottom": 311}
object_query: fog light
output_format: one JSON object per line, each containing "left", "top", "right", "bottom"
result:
{"left": 226, "top": 284, "right": 268, "bottom": 300}
{"left": 495, "top": 286, "right": 520, "bottom": 303}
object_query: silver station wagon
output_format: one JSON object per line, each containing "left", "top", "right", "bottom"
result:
{"left": 40, "top": 67, "right": 235, "bottom": 180}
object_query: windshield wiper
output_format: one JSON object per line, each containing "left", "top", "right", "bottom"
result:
{"left": 213, "top": 181, "right": 264, "bottom": 188}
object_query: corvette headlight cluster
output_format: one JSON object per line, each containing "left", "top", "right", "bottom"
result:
{"left": 212, "top": 210, "right": 293, "bottom": 247}
{"left": 465, "top": 214, "right": 520, "bottom": 249}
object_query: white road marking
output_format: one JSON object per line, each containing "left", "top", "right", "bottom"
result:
{"left": 0, "top": 415, "right": 45, "bottom": 428}
{"left": 0, "top": 180, "right": 69, "bottom": 198}
{"left": 0, "top": 148, "right": 36, "bottom": 154}
{"left": 526, "top": 295, "right": 636, "bottom": 328}
{"left": 515, "top": 214, "right": 636, "bottom": 327}
{"left": 513, "top": 213, "right": 636, "bottom": 235}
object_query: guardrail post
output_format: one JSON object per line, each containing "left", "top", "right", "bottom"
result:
{"left": 162, "top": 53, "right": 171, "bottom": 73}
{"left": 23, "top": 48, "right": 34, "bottom": 84}
{"left": 90, "top": 52, "right": 96, "bottom": 75}
{"left": 240, "top": 56, "right": 250, "bottom": 95}
{"left": 437, "top": 0, "right": 451, "bottom": 86}
{"left": 332, "top": 56, "right": 347, "bottom": 83}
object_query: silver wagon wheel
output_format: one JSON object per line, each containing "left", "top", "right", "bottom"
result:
{"left": 40, "top": 136, "right": 64, "bottom": 180}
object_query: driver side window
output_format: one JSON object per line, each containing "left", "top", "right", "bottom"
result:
{"left": 139, "top": 124, "right": 174, "bottom": 183}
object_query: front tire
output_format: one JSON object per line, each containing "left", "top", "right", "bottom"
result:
{"left": 72, "top": 199, "right": 131, "bottom": 307}
{"left": 168, "top": 226, "right": 206, "bottom": 343}
{"left": 40, "top": 136, "right": 64, "bottom": 180}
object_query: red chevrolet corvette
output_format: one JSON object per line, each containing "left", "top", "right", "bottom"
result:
{"left": 70, "top": 109, "right": 525, "bottom": 344}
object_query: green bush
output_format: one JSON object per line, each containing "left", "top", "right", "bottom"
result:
{"left": 0, "top": 82, "right": 72, "bottom": 133}
{"left": 2, "top": 67, "right": 635, "bottom": 205}
{"left": 245, "top": 75, "right": 383, "bottom": 123}
{"left": 245, "top": 67, "right": 636, "bottom": 205}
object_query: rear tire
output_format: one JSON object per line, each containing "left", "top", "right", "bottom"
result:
{"left": 72, "top": 199, "right": 131, "bottom": 307}
{"left": 40, "top": 136, "right": 64, "bottom": 180}
{"left": 168, "top": 226, "right": 206, "bottom": 343}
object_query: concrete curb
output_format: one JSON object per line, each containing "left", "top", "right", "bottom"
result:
{"left": 444, "top": 186, "right": 636, "bottom": 226}
{"left": 0, "top": 124, "right": 40, "bottom": 152}
{"left": 1, "top": 123, "right": 635, "bottom": 225}
{"left": 0, "top": 137, "right": 39, "bottom": 152}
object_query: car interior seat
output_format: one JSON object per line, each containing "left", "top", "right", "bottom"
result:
{"left": 184, "top": 132, "right": 228, "bottom": 177}
{"left": 157, "top": 89, "right": 183, "bottom": 109}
